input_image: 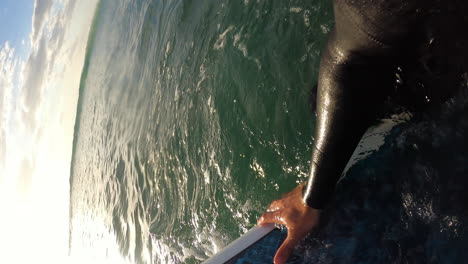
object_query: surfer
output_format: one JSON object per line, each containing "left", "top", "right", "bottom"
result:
{"left": 258, "top": 0, "right": 468, "bottom": 263}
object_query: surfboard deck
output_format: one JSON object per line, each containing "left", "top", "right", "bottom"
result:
{"left": 202, "top": 119, "right": 405, "bottom": 263}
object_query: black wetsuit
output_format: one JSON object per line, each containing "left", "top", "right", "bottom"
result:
{"left": 303, "top": 0, "right": 468, "bottom": 209}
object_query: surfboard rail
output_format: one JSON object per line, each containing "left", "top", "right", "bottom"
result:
{"left": 202, "top": 224, "right": 276, "bottom": 264}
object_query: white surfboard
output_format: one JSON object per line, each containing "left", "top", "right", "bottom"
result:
{"left": 202, "top": 224, "right": 277, "bottom": 264}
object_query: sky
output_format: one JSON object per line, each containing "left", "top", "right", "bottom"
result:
{"left": 0, "top": 0, "right": 99, "bottom": 262}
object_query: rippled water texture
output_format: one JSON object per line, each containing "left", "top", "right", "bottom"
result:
{"left": 69, "top": 0, "right": 332, "bottom": 263}
{"left": 69, "top": 0, "right": 468, "bottom": 263}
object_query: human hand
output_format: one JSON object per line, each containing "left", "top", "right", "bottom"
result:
{"left": 258, "top": 184, "right": 321, "bottom": 264}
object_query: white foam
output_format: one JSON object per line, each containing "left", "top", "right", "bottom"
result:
{"left": 290, "top": 7, "right": 302, "bottom": 13}
{"left": 213, "top": 26, "right": 234, "bottom": 50}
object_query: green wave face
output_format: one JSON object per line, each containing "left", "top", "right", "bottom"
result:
{"left": 68, "top": 0, "right": 334, "bottom": 262}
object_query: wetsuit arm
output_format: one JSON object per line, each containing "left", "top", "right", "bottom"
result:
{"left": 302, "top": 0, "right": 412, "bottom": 209}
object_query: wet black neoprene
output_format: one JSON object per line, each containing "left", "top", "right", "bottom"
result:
{"left": 302, "top": 0, "right": 468, "bottom": 209}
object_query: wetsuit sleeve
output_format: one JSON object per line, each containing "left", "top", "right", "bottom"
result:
{"left": 302, "top": 0, "right": 419, "bottom": 209}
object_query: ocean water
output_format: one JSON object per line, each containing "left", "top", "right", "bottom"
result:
{"left": 68, "top": 0, "right": 468, "bottom": 263}
{"left": 69, "top": 0, "right": 333, "bottom": 263}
